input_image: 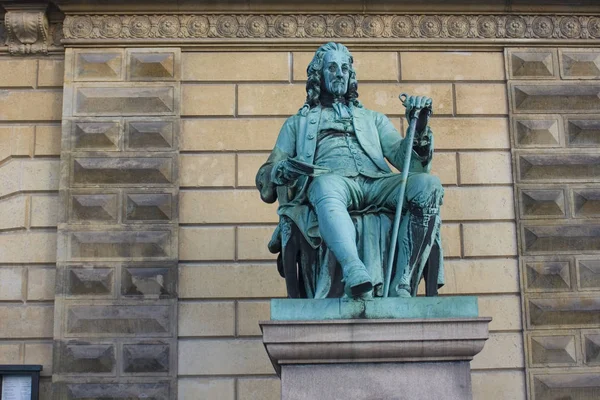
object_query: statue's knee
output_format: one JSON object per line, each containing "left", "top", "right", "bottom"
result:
{"left": 308, "top": 175, "right": 346, "bottom": 206}
{"left": 407, "top": 174, "right": 444, "bottom": 209}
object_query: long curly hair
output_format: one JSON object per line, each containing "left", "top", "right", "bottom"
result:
{"left": 298, "top": 42, "right": 361, "bottom": 115}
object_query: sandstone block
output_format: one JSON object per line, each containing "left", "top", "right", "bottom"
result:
{"left": 456, "top": 84, "right": 508, "bottom": 115}
{"left": 401, "top": 52, "right": 505, "bottom": 81}
{"left": 478, "top": 295, "right": 522, "bottom": 332}
{"left": 178, "top": 339, "right": 273, "bottom": 375}
{"left": 238, "top": 153, "right": 269, "bottom": 187}
{"left": 179, "top": 301, "right": 235, "bottom": 336}
{"left": 0, "top": 232, "right": 57, "bottom": 263}
{"left": 27, "top": 267, "right": 55, "bottom": 301}
{"left": 30, "top": 195, "right": 59, "bottom": 228}
{"left": 0, "top": 160, "right": 21, "bottom": 197}
{"left": 182, "top": 84, "right": 235, "bottom": 116}
{"left": 38, "top": 59, "right": 65, "bottom": 87}
{"left": 24, "top": 342, "right": 52, "bottom": 375}
{"left": 462, "top": 222, "right": 517, "bottom": 256}
{"left": 180, "top": 154, "right": 235, "bottom": 187}
{"left": 359, "top": 83, "right": 453, "bottom": 116}
{"left": 0, "top": 267, "right": 24, "bottom": 300}
{"left": 22, "top": 159, "right": 61, "bottom": 191}
{"left": 179, "top": 227, "right": 235, "bottom": 261}
{"left": 442, "top": 187, "right": 515, "bottom": 221}
{"left": 429, "top": 118, "right": 509, "bottom": 150}
{"left": 441, "top": 223, "right": 461, "bottom": 258}
{"left": 34, "top": 125, "right": 62, "bottom": 156}
{"left": 0, "top": 343, "right": 22, "bottom": 363}
{"left": 0, "top": 195, "right": 27, "bottom": 230}
{"left": 183, "top": 52, "right": 289, "bottom": 81}
{"left": 0, "top": 59, "right": 37, "bottom": 87}
{"left": 0, "top": 305, "right": 54, "bottom": 338}
{"left": 0, "top": 125, "right": 33, "bottom": 163}
{"left": 180, "top": 190, "right": 278, "bottom": 224}
{"left": 431, "top": 152, "right": 457, "bottom": 185}
{"left": 237, "top": 225, "right": 278, "bottom": 260}
{"left": 293, "top": 51, "right": 399, "bottom": 81}
{"left": 181, "top": 118, "right": 283, "bottom": 151}
{"left": 440, "top": 259, "right": 519, "bottom": 295}
{"left": 472, "top": 370, "right": 526, "bottom": 400}
{"left": 179, "top": 264, "right": 286, "bottom": 298}
{"left": 0, "top": 90, "right": 62, "bottom": 121}
{"left": 238, "top": 84, "right": 305, "bottom": 116}
{"left": 178, "top": 378, "right": 235, "bottom": 400}
{"left": 459, "top": 152, "right": 513, "bottom": 184}
{"left": 237, "top": 300, "right": 270, "bottom": 336}
{"left": 238, "top": 378, "right": 281, "bottom": 400}
{"left": 471, "top": 333, "right": 524, "bottom": 370}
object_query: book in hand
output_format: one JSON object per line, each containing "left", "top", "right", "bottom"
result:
{"left": 284, "top": 158, "right": 331, "bottom": 178}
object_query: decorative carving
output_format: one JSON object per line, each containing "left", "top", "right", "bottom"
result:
{"left": 61, "top": 14, "right": 600, "bottom": 42}
{"left": 4, "top": 8, "right": 49, "bottom": 55}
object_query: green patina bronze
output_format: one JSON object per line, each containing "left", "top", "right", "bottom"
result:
{"left": 256, "top": 42, "right": 444, "bottom": 300}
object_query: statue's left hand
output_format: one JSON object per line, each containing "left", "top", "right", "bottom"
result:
{"left": 403, "top": 95, "right": 433, "bottom": 134}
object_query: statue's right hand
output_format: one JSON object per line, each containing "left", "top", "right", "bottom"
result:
{"left": 271, "top": 160, "right": 300, "bottom": 186}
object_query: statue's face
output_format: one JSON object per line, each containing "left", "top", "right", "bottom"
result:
{"left": 322, "top": 50, "right": 350, "bottom": 97}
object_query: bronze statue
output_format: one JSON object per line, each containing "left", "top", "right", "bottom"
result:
{"left": 256, "top": 42, "right": 444, "bottom": 299}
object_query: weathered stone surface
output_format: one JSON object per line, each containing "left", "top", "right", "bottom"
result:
{"left": 71, "top": 193, "right": 118, "bottom": 222}
{"left": 125, "top": 193, "right": 172, "bottom": 221}
{"left": 359, "top": 83, "right": 454, "bottom": 116}
{"left": 402, "top": 52, "right": 504, "bottom": 81}
{"left": 507, "top": 49, "right": 557, "bottom": 79}
{"left": 441, "top": 259, "right": 520, "bottom": 295}
{"left": 179, "top": 154, "right": 235, "bottom": 187}
{"left": 0, "top": 231, "right": 57, "bottom": 263}
{"left": 477, "top": 295, "right": 522, "bottom": 332}
{"left": 294, "top": 51, "right": 399, "bottom": 81}
{"left": 524, "top": 260, "right": 571, "bottom": 291}
{"left": 565, "top": 116, "right": 600, "bottom": 147}
{"left": 121, "top": 266, "right": 176, "bottom": 298}
{"left": 71, "top": 120, "right": 120, "bottom": 150}
{"left": 523, "top": 224, "right": 600, "bottom": 254}
{"left": 471, "top": 333, "right": 524, "bottom": 369}
{"left": 441, "top": 223, "right": 461, "bottom": 258}
{"left": 180, "top": 190, "right": 278, "bottom": 223}
{"left": 238, "top": 84, "right": 305, "bottom": 116}
{"left": 0, "top": 343, "right": 22, "bottom": 364}
{"left": 459, "top": 151, "right": 512, "bottom": 184}
{"left": 572, "top": 188, "right": 600, "bottom": 217}
{"left": 27, "top": 267, "right": 56, "bottom": 301}
{"left": 584, "top": 333, "right": 600, "bottom": 365}
{"left": 456, "top": 84, "right": 508, "bottom": 115}
{"left": 66, "top": 305, "right": 171, "bottom": 336}
{"left": 0, "top": 59, "right": 37, "bottom": 87}
{"left": 179, "top": 227, "right": 235, "bottom": 261}
{"left": 559, "top": 49, "right": 600, "bottom": 79}
{"left": 0, "top": 195, "right": 27, "bottom": 230}
{"left": 129, "top": 51, "right": 176, "bottom": 80}
{"left": 238, "top": 378, "right": 280, "bottom": 400}
{"left": 178, "top": 301, "right": 235, "bottom": 337}
{"left": 237, "top": 301, "right": 270, "bottom": 336}
{"left": 0, "top": 305, "right": 54, "bottom": 338}
{"left": 237, "top": 225, "right": 277, "bottom": 260}
{"left": 55, "top": 342, "right": 115, "bottom": 374}
{"left": 38, "top": 59, "right": 65, "bottom": 87}
{"left": 178, "top": 378, "right": 234, "bottom": 400}
{"left": 518, "top": 152, "right": 600, "bottom": 182}
{"left": 532, "top": 373, "right": 600, "bottom": 400}
{"left": 181, "top": 84, "right": 235, "bottom": 116}
{"left": 472, "top": 370, "right": 526, "bottom": 400}
{"left": 528, "top": 296, "right": 600, "bottom": 327}
{"left": 462, "top": 222, "right": 517, "bottom": 256}
{"left": 0, "top": 125, "right": 33, "bottom": 163}
{"left": 54, "top": 382, "right": 171, "bottom": 400}
{"left": 67, "top": 267, "right": 113, "bottom": 296}
{"left": 513, "top": 116, "right": 561, "bottom": 147}
{"left": 75, "top": 51, "right": 124, "bottom": 81}
{"left": 439, "top": 187, "right": 515, "bottom": 221}
{"left": 0, "top": 267, "right": 23, "bottom": 300}
{"left": 34, "top": 125, "right": 62, "bottom": 156}
{"left": 0, "top": 91, "right": 62, "bottom": 121}
{"left": 72, "top": 157, "right": 173, "bottom": 185}
{"left": 429, "top": 118, "right": 510, "bottom": 149}
{"left": 578, "top": 259, "right": 600, "bottom": 289}
{"left": 185, "top": 52, "right": 289, "bottom": 81}
{"left": 74, "top": 85, "right": 176, "bottom": 116}
{"left": 530, "top": 334, "right": 577, "bottom": 366}
{"left": 69, "top": 230, "right": 172, "bottom": 260}
{"left": 511, "top": 82, "right": 600, "bottom": 113}
{"left": 24, "top": 342, "right": 53, "bottom": 376}
{"left": 431, "top": 151, "right": 458, "bottom": 185}
{"left": 123, "top": 342, "right": 170, "bottom": 373}
{"left": 126, "top": 120, "right": 175, "bottom": 150}
{"left": 30, "top": 195, "right": 59, "bottom": 228}
{"left": 519, "top": 188, "right": 566, "bottom": 219}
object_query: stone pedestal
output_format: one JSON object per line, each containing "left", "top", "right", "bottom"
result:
{"left": 261, "top": 297, "right": 491, "bottom": 400}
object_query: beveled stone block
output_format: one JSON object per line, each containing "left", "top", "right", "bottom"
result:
{"left": 530, "top": 334, "right": 577, "bottom": 365}
{"left": 510, "top": 83, "right": 600, "bottom": 113}
{"left": 578, "top": 259, "right": 600, "bottom": 290}
{"left": 513, "top": 117, "right": 561, "bottom": 147}
{"left": 66, "top": 305, "right": 171, "bottom": 336}
{"left": 560, "top": 49, "right": 600, "bottom": 79}
{"left": 123, "top": 342, "right": 170, "bottom": 373}
{"left": 121, "top": 266, "right": 176, "bottom": 298}
{"left": 75, "top": 51, "right": 123, "bottom": 81}
{"left": 71, "top": 120, "right": 120, "bottom": 150}
{"left": 74, "top": 85, "right": 176, "bottom": 116}
{"left": 73, "top": 157, "right": 173, "bottom": 185}
{"left": 129, "top": 51, "right": 176, "bottom": 80}
{"left": 70, "top": 193, "right": 118, "bottom": 222}
{"left": 55, "top": 341, "right": 115, "bottom": 374}
{"left": 533, "top": 373, "right": 600, "bottom": 400}
{"left": 565, "top": 117, "right": 600, "bottom": 147}
{"left": 69, "top": 230, "right": 171, "bottom": 259}
{"left": 528, "top": 296, "right": 600, "bottom": 327}
{"left": 520, "top": 189, "right": 566, "bottom": 219}
{"left": 67, "top": 267, "right": 113, "bottom": 296}
{"left": 584, "top": 333, "right": 600, "bottom": 365}
{"left": 55, "top": 382, "right": 171, "bottom": 400}
{"left": 518, "top": 153, "right": 600, "bottom": 182}
{"left": 126, "top": 120, "right": 174, "bottom": 150}
{"left": 523, "top": 224, "right": 600, "bottom": 254}
{"left": 572, "top": 188, "right": 600, "bottom": 218}
{"left": 508, "top": 49, "right": 556, "bottom": 79}
{"left": 125, "top": 193, "right": 172, "bottom": 221}
{"left": 524, "top": 261, "right": 571, "bottom": 291}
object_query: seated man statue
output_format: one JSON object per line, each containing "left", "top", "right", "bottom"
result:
{"left": 256, "top": 42, "right": 444, "bottom": 299}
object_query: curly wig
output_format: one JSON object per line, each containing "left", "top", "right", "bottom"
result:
{"left": 298, "top": 42, "right": 362, "bottom": 115}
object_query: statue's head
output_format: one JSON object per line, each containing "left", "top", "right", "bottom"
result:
{"left": 299, "top": 42, "right": 361, "bottom": 114}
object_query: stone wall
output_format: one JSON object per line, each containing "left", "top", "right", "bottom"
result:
{"left": 177, "top": 50, "right": 525, "bottom": 400}
{"left": 0, "top": 55, "right": 64, "bottom": 397}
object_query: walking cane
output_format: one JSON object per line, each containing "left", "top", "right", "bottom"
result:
{"left": 383, "top": 93, "right": 432, "bottom": 298}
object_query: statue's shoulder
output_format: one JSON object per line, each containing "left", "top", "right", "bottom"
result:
{"left": 354, "top": 106, "right": 382, "bottom": 121}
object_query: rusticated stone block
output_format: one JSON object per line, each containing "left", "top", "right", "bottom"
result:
{"left": 524, "top": 260, "right": 571, "bottom": 291}
{"left": 54, "top": 382, "right": 171, "bottom": 400}
{"left": 584, "top": 333, "right": 600, "bottom": 365}
{"left": 559, "top": 49, "right": 600, "bottom": 79}
{"left": 55, "top": 341, "right": 115, "bottom": 374}
{"left": 517, "top": 153, "right": 600, "bottom": 183}
{"left": 74, "top": 85, "right": 176, "bottom": 116}
{"left": 72, "top": 157, "right": 173, "bottom": 186}
{"left": 572, "top": 188, "right": 600, "bottom": 218}
{"left": 506, "top": 49, "right": 557, "bottom": 79}
{"left": 565, "top": 116, "right": 600, "bottom": 147}
{"left": 69, "top": 231, "right": 172, "bottom": 260}
{"left": 125, "top": 193, "right": 172, "bottom": 221}
{"left": 65, "top": 305, "right": 171, "bottom": 336}
{"left": 527, "top": 296, "right": 600, "bottom": 328}
{"left": 513, "top": 116, "right": 561, "bottom": 147}
{"left": 121, "top": 266, "right": 176, "bottom": 298}
{"left": 578, "top": 259, "right": 600, "bottom": 290}
{"left": 523, "top": 224, "right": 600, "bottom": 254}
{"left": 519, "top": 188, "right": 566, "bottom": 219}
{"left": 532, "top": 373, "right": 600, "bottom": 400}
{"left": 71, "top": 120, "right": 120, "bottom": 151}
{"left": 510, "top": 82, "right": 600, "bottom": 113}
{"left": 67, "top": 267, "right": 113, "bottom": 296}
{"left": 126, "top": 120, "right": 175, "bottom": 150}
{"left": 71, "top": 193, "right": 118, "bottom": 222}
{"left": 529, "top": 334, "right": 578, "bottom": 366}
{"left": 74, "top": 51, "right": 124, "bottom": 81}
{"left": 123, "top": 342, "right": 170, "bottom": 373}
{"left": 128, "top": 50, "right": 178, "bottom": 81}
